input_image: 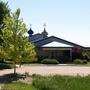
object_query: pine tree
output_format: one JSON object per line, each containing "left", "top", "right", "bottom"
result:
{"left": 0, "top": 8, "right": 36, "bottom": 74}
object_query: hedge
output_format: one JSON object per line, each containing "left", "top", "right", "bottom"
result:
{"left": 41, "top": 59, "right": 59, "bottom": 64}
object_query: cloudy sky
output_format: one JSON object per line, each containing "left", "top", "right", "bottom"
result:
{"left": 4, "top": 0, "right": 90, "bottom": 47}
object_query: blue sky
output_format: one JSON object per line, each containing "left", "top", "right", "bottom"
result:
{"left": 3, "top": 0, "right": 90, "bottom": 47}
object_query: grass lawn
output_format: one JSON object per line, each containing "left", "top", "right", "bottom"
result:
{"left": 1, "top": 81, "right": 37, "bottom": 90}
{"left": 2, "top": 75, "right": 90, "bottom": 90}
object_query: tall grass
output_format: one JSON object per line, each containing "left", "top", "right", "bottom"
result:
{"left": 32, "top": 75, "right": 90, "bottom": 90}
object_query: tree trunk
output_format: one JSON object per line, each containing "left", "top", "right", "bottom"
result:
{"left": 13, "top": 61, "right": 16, "bottom": 74}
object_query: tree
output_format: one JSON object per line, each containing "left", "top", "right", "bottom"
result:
{"left": 0, "top": 1, "right": 10, "bottom": 27}
{"left": 0, "top": 8, "right": 36, "bottom": 74}
{"left": 0, "top": 0, "right": 10, "bottom": 44}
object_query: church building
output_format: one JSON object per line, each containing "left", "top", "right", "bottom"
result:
{"left": 28, "top": 25, "right": 87, "bottom": 63}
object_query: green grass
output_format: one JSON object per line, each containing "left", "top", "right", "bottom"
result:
{"left": 1, "top": 81, "right": 37, "bottom": 90}
{"left": 2, "top": 75, "right": 90, "bottom": 90}
{"left": 32, "top": 75, "right": 90, "bottom": 90}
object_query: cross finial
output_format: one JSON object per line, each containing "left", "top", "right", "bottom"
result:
{"left": 44, "top": 23, "right": 46, "bottom": 28}
{"left": 30, "top": 24, "right": 32, "bottom": 28}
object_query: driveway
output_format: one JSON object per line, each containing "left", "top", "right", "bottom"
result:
{"left": 0, "top": 64, "right": 90, "bottom": 76}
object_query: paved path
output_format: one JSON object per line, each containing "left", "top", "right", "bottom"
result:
{"left": 0, "top": 64, "right": 90, "bottom": 76}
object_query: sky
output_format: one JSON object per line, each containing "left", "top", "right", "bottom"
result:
{"left": 3, "top": 0, "right": 90, "bottom": 47}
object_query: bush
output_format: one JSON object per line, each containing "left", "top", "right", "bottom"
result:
{"left": 82, "top": 60, "right": 88, "bottom": 64}
{"left": 41, "top": 59, "right": 59, "bottom": 64}
{"left": 73, "top": 59, "right": 88, "bottom": 64}
{"left": 73, "top": 59, "right": 83, "bottom": 64}
{"left": 0, "top": 63, "right": 12, "bottom": 70}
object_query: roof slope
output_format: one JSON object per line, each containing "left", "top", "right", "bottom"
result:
{"left": 33, "top": 36, "right": 84, "bottom": 48}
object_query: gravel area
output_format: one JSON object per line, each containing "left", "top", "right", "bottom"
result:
{"left": 0, "top": 64, "right": 90, "bottom": 76}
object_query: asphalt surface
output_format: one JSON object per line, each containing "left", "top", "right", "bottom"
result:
{"left": 0, "top": 64, "right": 90, "bottom": 76}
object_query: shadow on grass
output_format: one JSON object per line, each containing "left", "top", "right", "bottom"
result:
{"left": 0, "top": 73, "right": 26, "bottom": 84}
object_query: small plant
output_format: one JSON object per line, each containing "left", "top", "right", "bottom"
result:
{"left": 41, "top": 59, "right": 59, "bottom": 64}
{"left": 73, "top": 59, "right": 83, "bottom": 64}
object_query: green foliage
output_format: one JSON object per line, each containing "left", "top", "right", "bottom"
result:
{"left": 0, "top": 0, "right": 10, "bottom": 26}
{"left": 0, "top": 9, "right": 36, "bottom": 73}
{"left": 73, "top": 59, "right": 88, "bottom": 64}
{"left": 41, "top": 59, "right": 59, "bottom": 64}
{"left": 82, "top": 50, "right": 90, "bottom": 60}
{"left": 0, "top": 63, "right": 12, "bottom": 70}
{"left": 33, "top": 75, "right": 90, "bottom": 90}
{"left": 73, "top": 59, "right": 83, "bottom": 64}
{"left": 0, "top": 0, "right": 10, "bottom": 44}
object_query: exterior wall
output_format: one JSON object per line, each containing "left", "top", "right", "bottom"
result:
{"left": 36, "top": 47, "right": 72, "bottom": 63}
